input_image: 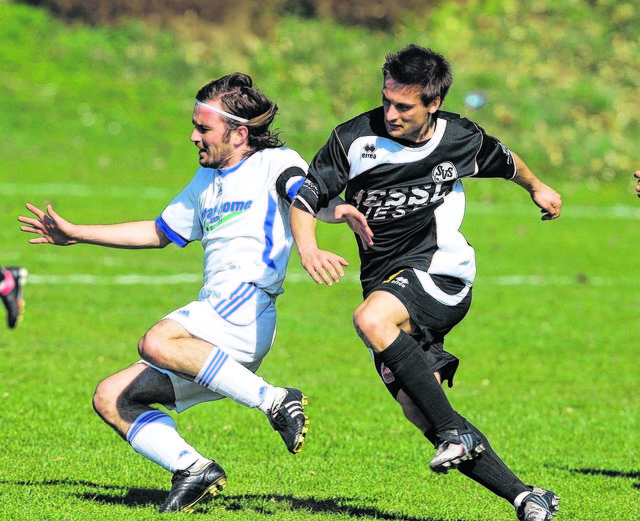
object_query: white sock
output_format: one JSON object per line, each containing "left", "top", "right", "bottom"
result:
{"left": 195, "top": 347, "right": 285, "bottom": 413}
{"left": 259, "top": 386, "right": 287, "bottom": 414}
{"left": 127, "top": 410, "right": 208, "bottom": 473}
{"left": 514, "top": 490, "right": 531, "bottom": 508}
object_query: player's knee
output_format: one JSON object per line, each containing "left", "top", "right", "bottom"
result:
{"left": 137, "top": 330, "right": 164, "bottom": 366}
{"left": 92, "top": 376, "right": 119, "bottom": 420}
{"left": 353, "top": 303, "right": 383, "bottom": 345}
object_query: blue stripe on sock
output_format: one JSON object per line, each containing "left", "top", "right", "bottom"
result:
{"left": 196, "top": 348, "right": 225, "bottom": 385}
{"left": 196, "top": 348, "right": 229, "bottom": 387}
{"left": 127, "top": 410, "right": 172, "bottom": 443}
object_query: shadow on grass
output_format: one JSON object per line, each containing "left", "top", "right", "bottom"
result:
{"left": 2, "top": 478, "right": 166, "bottom": 508}
{"left": 2, "top": 478, "right": 469, "bottom": 520}
{"left": 213, "top": 494, "right": 466, "bottom": 521}
{"left": 571, "top": 468, "right": 640, "bottom": 490}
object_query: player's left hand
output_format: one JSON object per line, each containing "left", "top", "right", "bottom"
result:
{"left": 531, "top": 184, "right": 562, "bottom": 221}
{"left": 334, "top": 204, "right": 374, "bottom": 250}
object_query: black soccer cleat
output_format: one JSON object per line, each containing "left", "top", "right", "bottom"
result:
{"left": 159, "top": 460, "right": 227, "bottom": 513}
{"left": 516, "top": 487, "right": 560, "bottom": 521}
{"left": 429, "top": 427, "right": 485, "bottom": 474}
{"left": 1, "top": 267, "right": 27, "bottom": 329}
{"left": 267, "top": 388, "right": 309, "bottom": 454}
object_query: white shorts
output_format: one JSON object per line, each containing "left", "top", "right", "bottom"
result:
{"left": 149, "top": 282, "right": 277, "bottom": 413}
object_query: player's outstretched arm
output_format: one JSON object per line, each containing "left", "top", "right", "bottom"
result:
{"left": 19, "top": 203, "right": 170, "bottom": 249}
{"left": 510, "top": 153, "right": 562, "bottom": 221}
{"left": 634, "top": 171, "right": 640, "bottom": 198}
{"left": 316, "top": 197, "right": 374, "bottom": 250}
{"left": 290, "top": 201, "right": 349, "bottom": 286}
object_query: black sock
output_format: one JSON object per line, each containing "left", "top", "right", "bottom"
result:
{"left": 458, "top": 417, "right": 531, "bottom": 503}
{"left": 423, "top": 414, "right": 530, "bottom": 503}
{"left": 379, "top": 330, "right": 460, "bottom": 434}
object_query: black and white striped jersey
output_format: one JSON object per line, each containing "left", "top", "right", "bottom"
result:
{"left": 295, "top": 107, "right": 516, "bottom": 297}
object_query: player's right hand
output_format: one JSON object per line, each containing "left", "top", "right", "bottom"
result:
{"left": 18, "top": 203, "right": 78, "bottom": 246}
{"left": 334, "top": 203, "right": 374, "bottom": 250}
{"left": 299, "top": 247, "right": 348, "bottom": 286}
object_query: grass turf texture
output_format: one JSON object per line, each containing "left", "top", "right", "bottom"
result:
{"left": 1, "top": 2, "right": 639, "bottom": 520}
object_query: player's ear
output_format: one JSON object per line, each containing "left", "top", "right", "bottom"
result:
{"left": 428, "top": 97, "right": 441, "bottom": 113}
{"left": 233, "top": 125, "right": 249, "bottom": 146}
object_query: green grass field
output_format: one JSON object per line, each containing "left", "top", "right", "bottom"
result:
{"left": 1, "top": 2, "right": 639, "bottom": 520}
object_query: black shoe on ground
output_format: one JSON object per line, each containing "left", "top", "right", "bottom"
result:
{"left": 429, "top": 427, "right": 485, "bottom": 474}
{"left": 516, "top": 487, "right": 560, "bottom": 521}
{"left": 1, "top": 267, "right": 27, "bottom": 329}
{"left": 159, "top": 460, "right": 227, "bottom": 513}
{"left": 267, "top": 388, "right": 308, "bottom": 454}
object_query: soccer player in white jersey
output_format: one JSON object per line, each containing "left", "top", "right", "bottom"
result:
{"left": 19, "top": 73, "right": 319, "bottom": 513}
{"left": 290, "top": 45, "right": 562, "bottom": 521}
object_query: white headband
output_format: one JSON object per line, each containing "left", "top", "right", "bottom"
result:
{"left": 195, "top": 100, "right": 249, "bottom": 123}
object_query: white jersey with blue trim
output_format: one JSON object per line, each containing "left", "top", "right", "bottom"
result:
{"left": 156, "top": 147, "right": 308, "bottom": 298}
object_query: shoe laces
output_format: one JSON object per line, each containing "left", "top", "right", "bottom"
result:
{"left": 268, "top": 407, "right": 289, "bottom": 430}
{"left": 171, "top": 469, "right": 190, "bottom": 483}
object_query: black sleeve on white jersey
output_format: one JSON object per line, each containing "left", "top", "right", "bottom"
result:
{"left": 275, "top": 166, "right": 307, "bottom": 204}
{"left": 475, "top": 132, "right": 516, "bottom": 179}
{"left": 295, "top": 129, "right": 350, "bottom": 214}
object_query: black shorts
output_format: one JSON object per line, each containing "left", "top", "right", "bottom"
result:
{"left": 370, "top": 268, "right": 472, "bottom": 391}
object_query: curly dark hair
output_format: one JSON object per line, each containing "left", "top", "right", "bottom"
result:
{"left": 196, "top": 72, "right": 284, "bottom": 150}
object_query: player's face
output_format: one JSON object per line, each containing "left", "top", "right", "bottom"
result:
{"left": 191, "top": 102, "right": 238, "bottom": 169}
{"left": 382, "top": 77, "right": 440, "bottom": 143}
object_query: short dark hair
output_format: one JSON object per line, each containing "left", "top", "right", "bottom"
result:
{"left": 382, "top": 44, "right": 453, "bottom": 107}
{"left": 196, "top": 72, "right": 283, "bottom": 150}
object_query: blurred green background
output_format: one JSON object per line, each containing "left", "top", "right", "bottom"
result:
{"left": 3, "top": 0, "right": 639, "bottom": 187}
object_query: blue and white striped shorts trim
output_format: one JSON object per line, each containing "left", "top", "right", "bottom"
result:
{"left": 213, "top": 282, "right": 259, "bottom": 319}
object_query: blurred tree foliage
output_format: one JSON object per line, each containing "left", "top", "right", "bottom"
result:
{"left": 18, "top": 0, "right": 435, "bottom": 32}
{"left": 6, "top": 0, "right": 639, "bottom": 183}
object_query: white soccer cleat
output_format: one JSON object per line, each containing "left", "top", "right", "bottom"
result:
{"left": 429, "top": 428, "right": 485, "bottom": 474}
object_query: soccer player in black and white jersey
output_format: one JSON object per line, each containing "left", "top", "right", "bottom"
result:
{"left": 290, "top": 45, "right": 562, "bottom": 521}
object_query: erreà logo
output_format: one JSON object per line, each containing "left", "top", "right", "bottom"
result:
{"left": 432, "top": 162, "right": 458, "bottom": 183}
{"left": 362, "top": 143, "right": 377, "bottom": 159}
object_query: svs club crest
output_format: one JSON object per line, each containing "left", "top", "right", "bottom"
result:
{"left": 432, "top": 162, "right": 458, "bottom": 183}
